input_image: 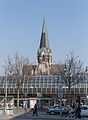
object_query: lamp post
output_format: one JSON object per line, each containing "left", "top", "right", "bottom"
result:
{"left": 0, "top": 66, "right": 7, "bottom": 114}
{"left": 58, "top": 66, "right": 67, "bottom": 117}
{"left": 58, "top": 68, "right": 63, "bottom": 117}
{"left": 58, "top": 78, "right": 63, "bottom": 117}
{"left": 85, "top": 68, "right": 88, "bottom": 103}
{"left": 5, "top": 75, "right": 7, "bottom": 104}
{"left": 3, "top": 75, "right": 7, "bottom": 114}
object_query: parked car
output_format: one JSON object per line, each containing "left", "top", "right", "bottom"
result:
{"left": 46, "top": 106, "right": 68, "bottom": 115}
{"left": 81, "top": 106, "right": 88, "bottom": 117}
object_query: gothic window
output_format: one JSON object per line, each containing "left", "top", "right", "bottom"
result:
{"left": 48, "top": 55, "right": 49, "bottom": 62}
{"left": 43, "top": 55, "right": 45, "bottom": 61}
{"left": 38, "top": 54, "right": 42, "bottom": 63}
{"left": 38, "top": 55, "right": 40, "bottom": 63}
{"left": 39, "top": 56, "right": 42, "bottom": 64}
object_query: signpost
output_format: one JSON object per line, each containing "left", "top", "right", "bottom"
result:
{"left": 30, "top": 100, "right": 36, "bottom": 108}
{"left": 58, "top": 75, "right": 63, "bottom": 117}
{"left": 58, "top": 85, "right": 63, "bottom": 117}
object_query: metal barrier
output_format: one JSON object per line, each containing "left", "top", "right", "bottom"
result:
{"left": 0, "top": 96, "right": 14, "bottom": 115}
{"left": 0, "top": 98, "right": 4, "bottom": 115}
{"left": 6, "top": 98, "right": 14, "bottom": 115}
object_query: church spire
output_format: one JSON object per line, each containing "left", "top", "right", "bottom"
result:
{"left": 36, "top": 17, "right": 52, "bottom": 75}
{"left": 39, "top": 17, "right": 50, "bottom": 49}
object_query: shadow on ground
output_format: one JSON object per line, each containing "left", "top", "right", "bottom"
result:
{"left": 10, "top": 109, "right": 52, "bottom": 120}
{"left": 9, "top": 109, "right": 76, "bottom": 120}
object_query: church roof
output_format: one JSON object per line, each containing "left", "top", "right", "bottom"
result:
{"left": 39, "top": 17, "right": 50, "bottom": 49}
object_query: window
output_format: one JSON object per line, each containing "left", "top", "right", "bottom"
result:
{"left": 81, "top": 107, "right": 88, "bottom": 110}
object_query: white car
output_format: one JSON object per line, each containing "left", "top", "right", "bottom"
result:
{"left": 46, "top": 106, "right": 68, "bottom": 115}
{"left": 81, "top": 106, "right": 88, "bottom": 116}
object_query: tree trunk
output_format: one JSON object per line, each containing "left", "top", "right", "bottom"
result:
{"left": 17, "top": 87, "right": 19, "bottom": 108}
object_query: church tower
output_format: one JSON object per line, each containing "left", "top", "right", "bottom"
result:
{"left": 36, "top": 17, "right": 52, "bottom": 75}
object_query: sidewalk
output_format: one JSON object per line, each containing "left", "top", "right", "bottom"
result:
{"left": 12, "top": 108, "right": 75, "bottom": 120}
{"left": 0, "top": 108, "right": 86, "bottom": 120}
{"left": 0, "top": 107, "right": 25, "bottom": 120}
{"left": 11, "top": 112, "right": 75, "bottom": 120}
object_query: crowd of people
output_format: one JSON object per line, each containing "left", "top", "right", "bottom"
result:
{"left": 68, "top": 103, "right": 81, "bottom": 118}
{"left": 24, "top": 101, "right": 82, "bottom": 119}
{"left": 32, "top": 103, "right": 81, "bottom": 118}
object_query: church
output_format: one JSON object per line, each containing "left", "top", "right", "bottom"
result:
{"left": 23, "top": 17, "right": 63, "bottom": 76}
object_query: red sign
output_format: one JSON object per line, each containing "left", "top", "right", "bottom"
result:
{"left": 8, "top": 103, "right": 11, "bottom": 106}
{"left": 63, "top": 101, "right": 65, "bottom": 105}
{"left": 0, "top": 103, "right": 2, "bottom": 106}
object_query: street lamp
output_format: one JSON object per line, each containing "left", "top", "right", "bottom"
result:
{"left": 85, "top": 68, "right": 88, "bottom": 103}
{"left": 58, "top": 79, "right": 62, "bottom": 117}
{"left": 0, "top": 66, "right": 7, "bottom": 114}
{"left": 5, "top": 75, "right": 7, "bottom": 102}
{"left": 58, "top": 66, "right": 67, "bottom": 117}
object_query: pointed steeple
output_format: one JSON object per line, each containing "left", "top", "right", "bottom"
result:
{"left": 39, "top": 17, "right": 50, "bottom": 49}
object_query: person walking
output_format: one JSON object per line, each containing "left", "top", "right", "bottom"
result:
{"left": 68, "top": 105, "right": 73, "bottom": 118}
{"left": 77, "top": 104, "right": 81, "bottom": 118}
{"left": 75, "top": 104, "right": 81, "bottom": 119}
{"left": 33, "top": 104, "right": 38, "bottom": 116}
{"left": 23, "top": 102, "right": 27, "bottom": 119}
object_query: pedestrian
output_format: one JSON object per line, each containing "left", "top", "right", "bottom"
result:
{"left": 77, "top": 104, "right": 81, "bottom": 118}
{"left": 33, "top": 104, "right": 38, "bottom": 116}
{"left": 23, "top": 102, "right": 27, "bottom": 119}
{"left": 24, "top": 103, "right": 27, "bottom": 111}
{"left": 75, "top": 104, "right": 81, "bottom": 119}
{"left": 68, "top": 105, "right": 73, "bottom": 118}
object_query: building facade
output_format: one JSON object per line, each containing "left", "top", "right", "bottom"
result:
{"left": 0, "top": 76, "right": 88, "bottom": 106}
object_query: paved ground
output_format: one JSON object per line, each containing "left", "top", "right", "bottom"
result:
{"left": 0, "top": 108, "right": 88, "bottom": 120}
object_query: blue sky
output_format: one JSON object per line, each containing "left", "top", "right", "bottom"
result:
{"left": 0, "top": 0, "right": 88, "bottom": 74}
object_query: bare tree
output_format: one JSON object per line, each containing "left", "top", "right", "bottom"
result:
{"left": 4, "top": 53, "right": 29, "bottom": 108}
{"left": 60, "top": 52, "right": 85, "bottom": 103}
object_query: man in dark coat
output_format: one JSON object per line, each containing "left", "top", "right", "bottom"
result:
{"left": 75, "top": 104, "right": 81, "bottom": 118}
{"left": 33, "top": 104, "right": 38, "bottom": 116}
